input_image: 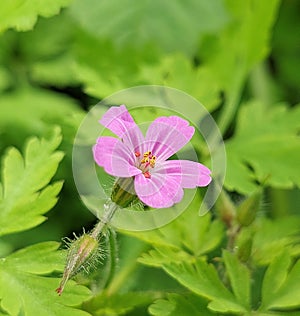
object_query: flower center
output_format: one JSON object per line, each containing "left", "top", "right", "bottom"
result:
{"left": 135, "top": 150, "right": 156, "bottom": 178}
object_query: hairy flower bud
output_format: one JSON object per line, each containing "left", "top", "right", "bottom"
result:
{"left": 56, "top": 233, "right": 100, "bottom": 295}
{"left": 237, "top": 235, "right": 253, "bottom": 263}
{"left": 237, "top": 190, "right": 262, "bottom": 227}
{"left": 215, "top": 190, "right": 237, "bottom": 228}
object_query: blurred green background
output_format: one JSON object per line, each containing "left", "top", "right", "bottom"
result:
{"left": 0, "top": 0, "right": 299, "bottom": 251}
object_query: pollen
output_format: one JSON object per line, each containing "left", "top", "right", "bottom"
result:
{"left": 135, "top": 150, "right": 156, "bottom": 178}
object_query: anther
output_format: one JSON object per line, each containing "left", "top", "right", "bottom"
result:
{"left": 144, "top": 171, "right": 151, "bottom": 179}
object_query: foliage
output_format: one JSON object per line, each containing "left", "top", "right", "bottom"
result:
{"left": 0, "top": 0, "right": 300, "bottom": 315}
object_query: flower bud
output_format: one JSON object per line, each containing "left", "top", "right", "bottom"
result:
{"left": 111, "top": 177, "right": 138, "bottom": 208}
{"left": 215, "top": 190, "right": 236, "bottom": 228}
{"left": 237, "top": 190, "right": 262, "bottom": 227}
{"left": 56, "top": 233, "right": 99, "bottom": 295}
{"left": 236, "top": 235, "right": 253, "bottom": 263}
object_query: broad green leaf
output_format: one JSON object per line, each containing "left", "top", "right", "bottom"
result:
{"left": 0, "top": 67, "right": 11, "bottom": 92}
{"left": 272, "top": 1, "right": 300, "bottom": 103}
{"left": 261, "top": 251, "right": 290, "bottom": 310}
{"left": 0, "top": 242, "right": 91, "bottom": 316}
{"left": 19, "top": 13, "right": 78, "bottom": 87}
{"left": 223, "top": 250, "right": 251, "bottom": 309}
{"left": 149, "top": 293, "right": 215, "bottom": 316}
{"left": 0, "top": 0, "right": 72, "bottom": 33}
{"left": 69, "top": 0, "right": 228, "bottom": 56}
{"left": 0, "top": 128, "right": 64, "bottom": 236}
{"left": 69, "top": 0, "right": 228, "bottom": 102}
{"left": 260, "top": 252, "right": 300, "bottom": 311}
{"left": 124, "top": 194, "right": 224, "bottom": 261}
{"left": 0, "top": 13, "right": 77, "bottom": 90}
{"left": 225, "top": 101, "right": 300, "bottom": 193}
{"left": 164, "top": 260, "right": 247, "bottom": 314}
{"left": 84, "top": 291, "right": 158, "bottom": 316}
{"left": 0, "top": 87, "right": 83, "bottom": 153}
{"left": 251, "top": 216, "right": 300, "bottom": 265}
{"left": 138, "top": 54, "right": 222, "bottom": 112}
{"left": 138, "top": 246, "right": 195, "bottom": 268}
{"left": 202, "top": 0, "right": 281, "bottom": 133}
{"left": 71, "top": 28, "right": 152, "bottom": 99}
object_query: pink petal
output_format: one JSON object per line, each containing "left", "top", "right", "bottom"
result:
{"left": 93, "top": 136, "right": 141, "bottom": 177}
{"left": 145, "top": 116, "right": 195, "bottom": 161}
{"left": 121, "top": 124, "right": 145, "bottom": 153}
{"left": 134, "top": 171, "right": 184, "bottom": 209}
{"left": 100, "top": 105, "right": 144, "bottom": 152}
{"left": 156, "top": 160, "right": 212, "bottom": 187}
{"left": 100, "top": 105, "right": 137, "bottom": 137}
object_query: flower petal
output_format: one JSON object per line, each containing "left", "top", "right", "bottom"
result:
{"left": 100, "top": 105, "right": 144, "bottom": 151}
{"left": 145, "top": 116, "right": 195, "bottom": 161}
{"left": 100, "top": 105, "right": 136, "bottom": 137}
{"left": 156, "top": 160, "right": 212, "bottom": 187}
{"left": 93, "top": 136, "right": 141, "bottom": 177}
{"left": 134, "top": 171, "right": 184, "bottom": 209}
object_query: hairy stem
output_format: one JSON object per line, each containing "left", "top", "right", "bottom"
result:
{"left": 91, "top": 201, "right": 118, "bottom": 239}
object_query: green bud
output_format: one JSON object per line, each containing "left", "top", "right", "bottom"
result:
{"left": 215, "top": 190, "right": 236, "bottom": 227}
{"left": 237, "top": 190, "right": 262, "bottom": 227}
{"left": 56, "top": 233, "right": 100, "bottom": 295}
{"left": 111, "top": 177, "right": 138, "bottom": 208}
{"left": 237, "top": 235, "right": 253, "bottom": 263}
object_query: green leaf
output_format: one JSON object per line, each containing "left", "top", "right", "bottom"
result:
{"left": 69, "top": 0, "right": 228, "bottom": 102}
{"left": 125, "top": 194, "right": 224, "bottom": 264}
{"left": 163, "top": 260, "right": 247, "bottom": 314}
{"left": 0, "top": 128, "right": 64, "bottom": 236}
{"left": 272, "top": 1, "right": 300, "bottom": 103}
{"left": 84, "top": 291, "right": 157, "bottom": 316}
{"left": 251, "top": 216, "right": 300, "bottom": 265}
{"left": 19, "top": 13, "right": 78, "bottom": 87}
{"left": 203, "top": 0, "right": 281, "bottom": 133}
{"left": 138, "top": 246, "right": 195, "bottom": 268}
{"left": 0, "top": 242, "right": 91, "bottom": 316}
{"left": 69, "top": 0, "right": 228, "bottom": 56}
{"left": 0, "top": 87, "right": 83, "bottom": 153}
{"left": 0, "top": 0, "right": 72, "bottom": 33}
{"left": 223, "top": 250, "right": 251, "bottom": 309}
{"left": 138, "top": 53, "right": 222, "bottom": 112}
{"left": 225, "top": 101, "right": 300, "bottom": 193}
{"left": 261, "top": 252, "right": 300, "bottom": 311}
{"left": 149, "top": 293, "right": 215, "bottom": 316}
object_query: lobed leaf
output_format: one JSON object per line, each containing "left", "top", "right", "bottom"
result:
{"left": 251, "top": 216, "right": 300, "bottom": 265}
{"left": 124, "top": 194, "right": 224, "bottom": 265}
{"left": 0, "top": 242, "right": 91, "bottom": 316}
{"left": 84, "top": 291, "right": 158, "bottom": 316}
{"left": 225, "top": 101, "right": 300, "bottom": 193}
{"left": 223, "top": 250, "right": 251, "bottom": 309}
{"left": 69, "top": 0, "right": 228, "bottom": 56}
{"left": 203, "top": 0, "right": 281, "bottom": 133}
{"left": 149, "top": 293, "right": 215, "bottom": 316}
{"left": 163, "top": 260, "right": 247, "bottom": 314}
{"left": 0, "top": 0, "right": 72, "bottom": 33}
{"left": 261, "top": 251, "right": 300, "bottom": 311}
{"left": 0, "top": 128, "right": 64, "bottom": 236}
{"left": 0, "top": 88, "right": 83, "bottom": 152}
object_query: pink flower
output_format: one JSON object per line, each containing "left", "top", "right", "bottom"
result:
{"left": 93, "top": 105, "right": 212, "bottom": 209}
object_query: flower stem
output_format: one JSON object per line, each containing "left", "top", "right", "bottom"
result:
{"left": 103, "top": 228, "right": 118, "bottom": 289}
{"left": 91, "top": 201, "right": 118, "bottom": 239}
